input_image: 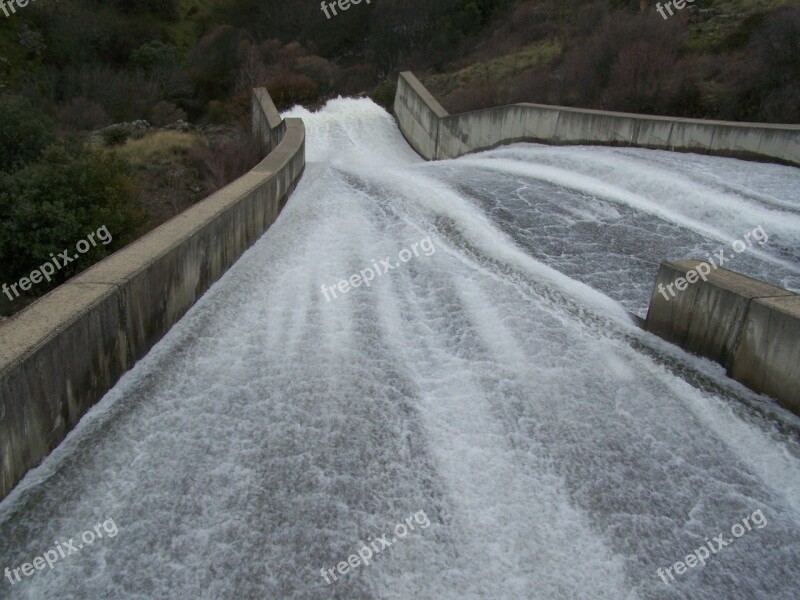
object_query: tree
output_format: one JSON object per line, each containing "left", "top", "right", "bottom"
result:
{"left": 189, "top": 26, "right": 247, "bottom": 102}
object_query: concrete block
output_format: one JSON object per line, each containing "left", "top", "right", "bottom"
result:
{"left": 645, "top": 260, "right": 793, "bottom": 368}
{"left": 645, "top": 260, "right": 799, "bottom": 414}
{"left": 730, "top": 296, "right": 800, "bottom": 413}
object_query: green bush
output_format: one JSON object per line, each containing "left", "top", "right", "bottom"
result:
{"left": 101, "top": 125, "right": 132, "bottom": 146}
{"left": 0, "top": 95, "right": 54, "bottom": 173}
{"left": 367, "top": 81, "right": 397, "bottom": 112}
{"left": 131, "top": 41, "right": 179, "bottom": 70}
{"left": 0, "top": 141, "right": 146, "bottom": 295}
{"left": 103, "top": 0, "right": 180, "bottom": 21}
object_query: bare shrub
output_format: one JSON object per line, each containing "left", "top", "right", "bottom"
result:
{"left": 721, "top": 6, "right": 800, "bottom": 122}
{"left": 278, "top": 41, "right": 307, "bottom": 64}
{"left": 62, "top": 64, "right": 161, "bottom": 122}
{"left": 260, "top": 39, "right": 283, "bottom": 64}
{"left": 339, "top": 63, "right": 378, "bottom": 96}
{"left": 189, "top": 127, "right": 266, "bottom": 193}
{"left": 556, "top": 10, "right": 683, "bottom": 109}
{"left": 235, "top": 39, "right": 269, "bottom": 94}
{"left": 149, "top": 101, "right": 188, "bottom": 127}
{"left": 601, "top": 39, "right": 678, "bottom": 112}
{"left": 294, "top": 56, "right": 342, "bottom": 93}
{"left": 508, "top": 66, "right": 554, "bottom": 105}
{"left": 266, "top": 70, "right": 319, "bottom": 109}
{"left": 56, "top": 97, "right": 112, "bottom": 132}
{"left": 148, "top": 64, "right": 192, "bottom": 101}
{"left": 189, "top": 25, "right": 248, "bottom": 102}
{"left": 442, "top": 85, "right": 494, "bottom": 113}
{"left": 496, "top": 1, "right": 552, "bottom": 51}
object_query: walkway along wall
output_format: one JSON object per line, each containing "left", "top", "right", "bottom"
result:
{"left": 0, "top": 88, "right": 305, "bottom": 501}
{"left": 394, "top": 72, "right": 800, "bottom": 166}
{"left": 645, "top": 262, "right": 800, "bottom": 415}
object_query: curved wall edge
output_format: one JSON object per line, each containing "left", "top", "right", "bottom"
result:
{"left": 394, "top": 72, "right": 800, "bottom": 167}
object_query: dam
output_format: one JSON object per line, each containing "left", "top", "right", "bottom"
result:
{"left": 1, "top": 97, "right": 800, "bottom": 599}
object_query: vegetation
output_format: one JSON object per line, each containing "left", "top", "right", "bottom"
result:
{"left": 1, "top": 0, "right": 798, "bottom": 317}
{"left": 0, "top": 139, "right": 146, "bottom": 305}
{"left": 3, "top": 1, "right": 793, "bottom": 125}
{"left": 116, "top": 131, "right": 199, "bottom": 168}
{"left": 424, "top": 1, "right": 800, "bottom": 120}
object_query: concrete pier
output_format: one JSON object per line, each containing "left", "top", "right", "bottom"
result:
{"left": 645, "top": 261, "right": 799, "bottom": 414}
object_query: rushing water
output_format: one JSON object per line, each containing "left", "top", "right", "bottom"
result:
{"left": 1, "top": 99, "right": 799, "bottom": 600}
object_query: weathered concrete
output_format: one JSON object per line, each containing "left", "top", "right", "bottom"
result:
{"left": 394, "top": 72, "right": 800, "bottom": 166}
{"left": 394, "top": 71, "right": 448, "bottom": 160}
{"left": 645, "top": 261, "right": 799, "bottom": 413}
{"left": 730, "top": 295, "right": 800, "bottom": 414}
{"left": 252, "top": 87, "right": 286, "bottom": 152}
{"left": 0, "top": 88, "right": 305, "bottom": 501}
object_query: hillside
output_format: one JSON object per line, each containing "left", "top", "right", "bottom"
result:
{"left": 423, "top": 0, "right": 800, "bottom": 121}
{"left": 1, "top": 0, "right": 798, "bottom": 317}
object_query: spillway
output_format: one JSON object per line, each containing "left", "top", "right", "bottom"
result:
{"left": 1, "top": 98, "right": 799, "bottom": 600}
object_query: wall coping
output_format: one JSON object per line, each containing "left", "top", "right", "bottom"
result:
{"left": 445, "top": 100, "right": 800, "bottom": 132}
{"left": 399, "top": 71, "right": 449, "bottom": 118}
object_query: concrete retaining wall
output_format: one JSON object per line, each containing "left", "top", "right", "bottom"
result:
{"left": 645, "top": 260, "right": 799, "bottom": 414}
{"left": 394, "top": 72, "right": 800, "bottom": 166}
{"left": 0, "top": 88, "right": 305, "bottom": 501}
{"left": 394, "top": 71, "right": 448, "bottom": 160}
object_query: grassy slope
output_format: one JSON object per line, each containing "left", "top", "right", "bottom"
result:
{"left": 685, "top": 0, "right": 793, "bottom": 50}
{"left": 424, "top": 39, "right": 562, "bottom": 101}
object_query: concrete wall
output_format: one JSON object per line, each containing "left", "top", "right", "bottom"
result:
{"left": 394, "top": 71, "right": 448, "bottom": 161}
{"left": 252, "top": 87, "right": 286, "bottom": 152}
{"left": 394, "top": 72, "right": 800, "bottom": 166}
{"left": 0, "top": 88, "right": 305, "bottom": 501}
{"left": 645, "top": 261, "right": 799, "bottom": 414}
{"left": 730, "top": 295, "right": 800, "bottom": 412}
